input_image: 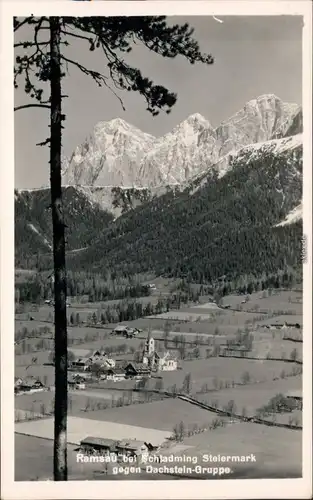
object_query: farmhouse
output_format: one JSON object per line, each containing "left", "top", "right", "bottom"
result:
{"left": 89, "top": 351, "right": 116, "bottom": 368}
{"left": 68, "top": 348, "right": 116, "bottom": 372}
{"left": 68, "top": 375, "right": 86, "bottom": 390}
{"left": 285, "top": 390, "right": 303, "bottom": 410}
{"left": 115, "top": 439, "right": 148, "bottom": 457}
{"left": 111, "top": 325, "right": 140, "bottom": 338}
{"left": 124, "top": 362, "right": 151, "bottom": 379}
{"left": 112, "top": 325, "right": 128, "bottom": 335}
{"left": 80, "top": 437, "right": 119, "bottom": 455}
{"left": 14, "top": 377, "right": 24, "bottom": 394}
{"left": 71, "top": 357, "right": 92, "bottom": 371}
{"left": 105, "top": 368, "right": 126, "bottom": 382}
{"left": 15, "top": 377, "right": 46, "bottom": 394}
{"left": 79, "top": 437, "right": 158, "bottom": 458}
{"left": 14, "top": 377, "right": 23, "bottom": 388}
{"left": 70, "top": 371, "right": 92, "bottom": 380}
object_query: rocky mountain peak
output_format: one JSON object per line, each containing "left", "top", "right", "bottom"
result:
{"left": 62, "top": 94, "right": 301, "bottom": 189}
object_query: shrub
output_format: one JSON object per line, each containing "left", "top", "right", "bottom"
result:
{"left": 241, "top": 371, "right": 251, "bottom": 385}
{"left": 290, "top": 348, "right": 298, "bottom": 361}
{"left": 224, "top": 399, "right": 237, "bottom": 415}
{"left": 210, "top": 417, "right": 225, "bottom": 430}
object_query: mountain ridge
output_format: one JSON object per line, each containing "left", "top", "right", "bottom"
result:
{"left": 61, "top": 93, "right": 301, "bottom": 191}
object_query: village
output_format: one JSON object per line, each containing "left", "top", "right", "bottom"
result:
{"left": 14, "top": 279, "right": 303, "bottom": 480}
{"left": 15, "top": 328, "right": 178, "bottom": 393}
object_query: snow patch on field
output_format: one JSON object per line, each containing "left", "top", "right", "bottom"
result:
{"left": 146, "top": 311, "right": 212, "bottom": 321}
{"left": 15, "top": 416, "right": 171, "bottom": 446}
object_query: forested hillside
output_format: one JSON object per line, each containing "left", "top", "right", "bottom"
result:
{"left": 15, "top": 187, "right": 113, "bottom": 268}
{"left": 69, "top": 142, "right": 302, "bottom": 282}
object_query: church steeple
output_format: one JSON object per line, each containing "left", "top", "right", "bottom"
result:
{"left": 142, "top": 330, "right": 155, "bottom": 366}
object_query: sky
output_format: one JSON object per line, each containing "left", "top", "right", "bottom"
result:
{"left": 14, "top": 15, "right": 303, "bottom": 189}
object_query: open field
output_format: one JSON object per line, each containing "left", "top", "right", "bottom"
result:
{"left": 15, "top": 408, "right": 45, "bottom": 421}
{"left": 271, "top": 409, "right": 302, "bottom": 426}
{"left": 72, "top": 398, "right": 229, "bottom": 431}
{"left": 157, "top": 357, "right": 299, "bottom": 393}
{"left": 15, "top": 385, "right": 152, "bottom": 416}
{"left": 15, "top": 351, "right": 53, "bottom": 368}
{"left": 188, "top": 302, "right": 221, "bottom": 310}
{"left": 222, "top": 290, "right": 302, "bottom": 315}
{"left": 147, "top": 311, "right": 213, "bottom": 321}
{"left": 15, "top": 319, "right": 53, "bottom": 331}
{"left": 15, "top": 269, "right": 37, "bottom": 284}
{"left": 172, "top": 422, "right": 302, "bottom": 478}
{"left": 15, "top": 415, "right": 172, "bottom": 446}
{"left": 249, "top": 330, "right": 303, "bottom": 360}
{"left": 257, "top": 315, "right": 302, "bottom": 326}
{"left": 124, "top": 312, "right": 269, "bottom": 335}
{"left": 194, "top": 375, "right": 302, "bottom": 415}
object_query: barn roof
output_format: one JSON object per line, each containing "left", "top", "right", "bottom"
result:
{"left": 80, "top": 436, "right": 119, "bottom": 448}
{"left": 106, "top": 367, "right": 125, "bottom": 375}
{"left": 125, "top": 362, "right": 150, "bottom": 372}
{"left": 114, "top": 325, "right": 129, "bottom": 331}
{"left": 116, "top": 439, "right": 146, "bottom": 450}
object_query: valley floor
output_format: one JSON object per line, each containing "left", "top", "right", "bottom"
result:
{"left": 14, "top": 285, "right": 303, "bottom": 481}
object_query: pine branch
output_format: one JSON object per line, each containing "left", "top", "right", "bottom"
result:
{"left": 60, "top": 55, "right": 107, "bottom": 83}
{"left": 60, "top": 55, "right": 125, "bottom": 110}
{"left": 14, "top": 104, "right": 51, "bottom": 111}
{"left": 36, "top": 137, "right": 51, "bottom": 147}
{"left": 33, "top": 18, "right": 47, "bottom": 59}
{"left": 14, "top": 42, "right": 50, "bottom": 49}
{"left": 14, "top": 17, "right": 34, "bottom": 32}
{"left": 60, "top": 29, "right": 93, "bottom": 44}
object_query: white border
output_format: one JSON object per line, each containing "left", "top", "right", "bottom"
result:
{"left": 1, "top": 1, "right": 312, "bottom": 499}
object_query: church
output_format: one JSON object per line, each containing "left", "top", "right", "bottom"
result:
{"left": 142, "top": 333, "right": 178, "bottom": 372}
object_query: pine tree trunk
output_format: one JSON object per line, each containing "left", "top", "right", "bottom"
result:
{"left": 50, "top": 16, "right": 68, "bottom": 481}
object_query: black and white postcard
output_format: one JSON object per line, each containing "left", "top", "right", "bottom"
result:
{"left": 1, "top": 1, "right": 312, "bottom": 499}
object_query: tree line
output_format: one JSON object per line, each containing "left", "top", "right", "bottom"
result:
{"left": 15, "top": 271, "right": 152, "bottom": 304}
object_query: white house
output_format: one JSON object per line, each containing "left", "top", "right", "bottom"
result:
{"left": 105, "top": 368, "right": 126, "bottom": 382}
{"left": 71, "top": 357, "right": 92, "bottom": 371}
{"left": 90, "top": 351, "right": 116, "bottom": 368}
{"left": 157, "top": 351, "right": 178, "bottom": 371}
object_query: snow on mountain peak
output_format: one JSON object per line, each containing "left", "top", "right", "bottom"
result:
{"left": 215, "top": 94, "right": 300, "bottom": 158}
{"left": 62, "top": 94, "right": 301, "bottom": 189}
{"left": 188, "top": 133, "right": 302, "bottom": 196}
{"left": 136, "top": 112, "right": 216, "bottom": 186}
{"left": 93, "top": 118, "right": 154, "bottom": 140}
{"left": 186, "top": 112, "right": 211, "bottom": 124}
{"left": 256, "top": 93, "right": 280, "bottom": 102}
{"left": 62, "top": 118, "right": 155, "bottom": 187}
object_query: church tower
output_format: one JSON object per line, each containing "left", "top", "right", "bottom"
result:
{"left": 142, "top": 331, "right": 155, "bottom": 366}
